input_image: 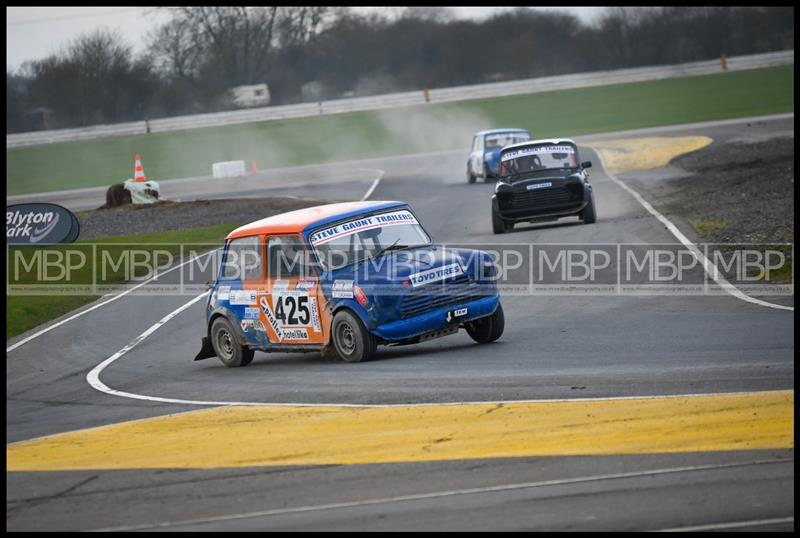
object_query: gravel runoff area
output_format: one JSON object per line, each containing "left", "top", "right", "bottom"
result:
{"left": 76, "top": 197, "right": 336, "bottom": 240}
{"left": 635, "top": 136, "right": 794, "bottom": 245}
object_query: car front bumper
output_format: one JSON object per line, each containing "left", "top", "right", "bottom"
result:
{"left": 493, "top": 185, "right": 590, "bottom": 222}
{"left": 373, "top": 294, "right": 500, "bottom": 342}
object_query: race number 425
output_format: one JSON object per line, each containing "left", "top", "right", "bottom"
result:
{"left": 274, "top": 295, "right": 310, "bottom": 326}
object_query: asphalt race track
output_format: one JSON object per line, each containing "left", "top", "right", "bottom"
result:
{"left": 6, "top": 115, "right": 794, "bottom": 531}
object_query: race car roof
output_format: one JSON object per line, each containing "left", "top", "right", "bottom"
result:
{"left": 501, "top": 138, "right": 577, "bottom": 153}
{"left": 475, "top": 128, "right": 530, "bottom": 137}
{"left": 227, "top": 200, "right": 408, "bottom": 240}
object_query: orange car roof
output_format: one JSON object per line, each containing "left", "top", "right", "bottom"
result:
{"left": 226, "top": 201, "right": 408, "bottom": 240}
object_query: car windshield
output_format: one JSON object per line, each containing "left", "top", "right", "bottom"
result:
{"left": 484, "top": 132, "right": 531, "bottom": 150}
{"left": 310, "top": 209, "right": 432, "bottom": 271}
{"left": 499, "top": 143, "right": 578, "bottom": 179}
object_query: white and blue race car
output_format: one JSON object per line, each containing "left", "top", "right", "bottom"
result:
{"left": 467, "top": 128, "right": 532, "bottom": 183}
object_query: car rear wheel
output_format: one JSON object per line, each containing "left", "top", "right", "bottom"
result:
{"left": 580, "top": 189, "right": 596, "bottom": 224}
{"left": 211, "top": 317, "right": 254, "bottom": 367}
{"left": 492, "top": 207, "right": 513, "bottom": 234}
{"left": 332, "top": 310, "right": 376, "bottom": 363}
{"left": 465, "top": 303, "right": 505, "bottom": 344}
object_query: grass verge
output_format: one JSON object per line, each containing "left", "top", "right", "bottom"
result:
{"left": 7, "top": 65, "right": 794, "bottom": 195}
{"left": 688, "top": 218, "right": 728, "bottom": 236}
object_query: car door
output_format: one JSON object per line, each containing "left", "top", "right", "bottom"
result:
{"left": 259, "top": 234, "right": 329, "bottom": 346}
{"left": 217, "top": 234, "right": 266, "bottom": 347}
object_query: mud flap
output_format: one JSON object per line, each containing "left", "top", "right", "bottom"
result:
{"left": 194, "top": 336, "right": 216, "bottom": 361}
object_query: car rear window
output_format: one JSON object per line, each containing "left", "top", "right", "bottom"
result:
{"left": 485, "top": 132, "right": 530, "bottom": 150}
{"left": 499, "top": 143, "right": 578, "bottom": 178}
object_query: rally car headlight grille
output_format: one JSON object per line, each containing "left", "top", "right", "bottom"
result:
{"left": 399, "top": 274, "right": 484, "bottom": 319}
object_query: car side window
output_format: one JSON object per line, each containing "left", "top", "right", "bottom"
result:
{"left": 221, "top": 236, "right": 263, "bottom": 280}
{"left": 267, "top": 236, "right": 313, "bottom": 279}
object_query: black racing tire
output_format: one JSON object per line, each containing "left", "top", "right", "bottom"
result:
{"left": 210, "top": 317, "right": 255, "bottom": 367}
{"left": 467, "top": 167, "right": 476, "bottom": 184}
{"left": 331, "top": 310, "right": 376, "bottom": 363}
{"left": 580, "top": 189, "right": 596, "bottom": 224}
{"left": 492, "top": 207, "right": 513, "bottom": 234}
{"left": 465, "top": 303, "right": 505, "bottom": 344}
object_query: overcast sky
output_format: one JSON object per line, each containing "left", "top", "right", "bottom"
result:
{"left": 6, "top": 6, "right": 609, "bottom": 71}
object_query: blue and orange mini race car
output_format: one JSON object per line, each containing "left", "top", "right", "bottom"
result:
{"left": 195, "top": 201, "right": 504, "bottom": 366}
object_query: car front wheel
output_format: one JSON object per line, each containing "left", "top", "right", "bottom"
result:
{"left": 331, "top": 310, "right": 376, "bottom": 363}
{"left": 465, "top": 303, "right": 505, "bottom": 344}
{"left": 211, "top": 317, "right": 254, "bottom": 367}
{"left": 492, "top": 207, "right": 513, "bottom": 234}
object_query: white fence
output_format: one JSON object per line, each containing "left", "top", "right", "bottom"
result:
{"left": 7, "top": 50, "right": 793, "bottom": 149}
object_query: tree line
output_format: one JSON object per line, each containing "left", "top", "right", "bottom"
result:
{"left": 7, "top": 6, "right": 794, "bottom": 133}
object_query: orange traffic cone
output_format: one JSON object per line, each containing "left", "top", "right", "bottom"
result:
{"left": 134, "top": 153, "right": 147, "bottom": 182}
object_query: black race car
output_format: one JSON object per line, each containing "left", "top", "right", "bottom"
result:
{"left": 491, "top": 139, "right": 596, "bottom": 234}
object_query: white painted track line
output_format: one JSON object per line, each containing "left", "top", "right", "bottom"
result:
{"left": 594, "top": 151, "right": 793, "bottom": 312}
{"left": 86, "top": 459, "right": 792, "bottom": 531}
{"left": 652, "top": 516, "right": 794, "bottom": 532}
{"left": 6, "top": 250, "right": 218, "bottom": 353}
{"left": 85, "top": 291, "right": 211, "bottom": 404}
{"left": 359, "top": 168, "right": 385, "bottom": 201}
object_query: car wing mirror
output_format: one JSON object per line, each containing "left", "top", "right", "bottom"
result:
{"left": 582, "top": 161, "right": 592, "bottom": 169}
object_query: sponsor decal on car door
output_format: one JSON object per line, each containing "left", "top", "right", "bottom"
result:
{"left": 258, "top": 235, "right": 329, "bottom": 345}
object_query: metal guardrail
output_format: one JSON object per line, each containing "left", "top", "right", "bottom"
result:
{"left": 7, "top": 50, "right": 793, "bottom": 149}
